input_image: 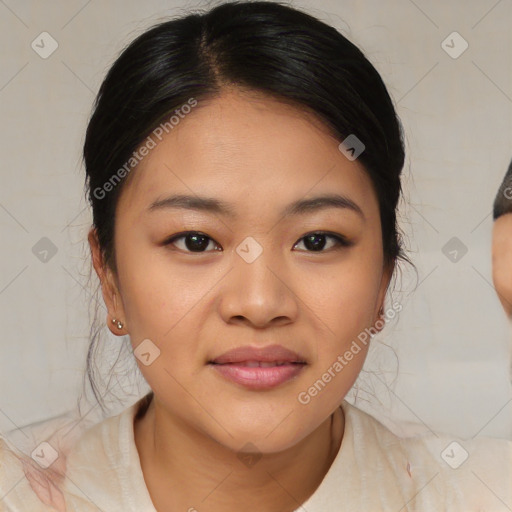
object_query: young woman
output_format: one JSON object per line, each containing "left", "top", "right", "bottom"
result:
{"left": 1, "top": 2, "right": 510, "bottom": 511}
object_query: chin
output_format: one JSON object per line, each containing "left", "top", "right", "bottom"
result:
{"left": 200, "top": 408, "right": 315, "bottom": 454}
{"left": 222, "top": 428, "right": 309, "bottom": 456}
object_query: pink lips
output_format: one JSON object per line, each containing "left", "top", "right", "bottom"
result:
{"left": 209, "top": 345, "right": 307, "bottom": 390}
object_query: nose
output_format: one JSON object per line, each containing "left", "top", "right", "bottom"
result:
{"left": 218, "top": 243, "right": 299, "bottom": 329}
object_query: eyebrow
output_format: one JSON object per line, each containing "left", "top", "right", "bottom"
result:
{"left": 147, "top": 193, "right": 364, "bottom": 219}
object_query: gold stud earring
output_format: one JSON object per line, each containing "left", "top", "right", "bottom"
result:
{"left": 111, "top": 318, "right": 124, "bottom": 330}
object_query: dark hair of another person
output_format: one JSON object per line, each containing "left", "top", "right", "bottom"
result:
{"left": 493, "top": 158, "right": 512, "bottom": 219}
{"left": 82, "top": 0, "right": 408, "bottom": 412}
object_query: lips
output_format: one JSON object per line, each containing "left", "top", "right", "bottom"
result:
{"left": 209, "top": 344, "right": 307, "bottom": 390}
{"left": 210, "top": 344, "right": 307, "bottom": 365}
{"left": 229, "top": 361, "right": 295, "bottom": 367}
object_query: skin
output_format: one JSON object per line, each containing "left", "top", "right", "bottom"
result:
{"left": 89, "top": 87, "right": 393, "bottom": 512}
{"left": 492, "top": 213, "right": 512, "bottom": 318}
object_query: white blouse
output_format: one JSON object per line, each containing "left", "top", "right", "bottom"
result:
{"left": 0, "top": 395, "right": 510, "bottom": 511}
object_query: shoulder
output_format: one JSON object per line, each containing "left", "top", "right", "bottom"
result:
{"left": 0, "top": 435, "right": 64, "bottom": 511}
{"left": 59, "top": 398, "right": 153, "bottom": 510}
{"left": 341, "top": 400, "right": 446, "bottom": 476}
{"left": 343, "top": 399, "right": 512, "bottom": 464}
{"left": 338, "top": 400, "right": 512, "bottom": 510}
{"left": 0, "top": 401, "right": 136, "bottom": 512}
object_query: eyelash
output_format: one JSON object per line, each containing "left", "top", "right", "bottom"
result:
{"left": 163, "top": 231, "right": 352, "bottom": 254}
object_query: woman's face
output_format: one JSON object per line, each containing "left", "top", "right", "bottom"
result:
{"left": 92, "top": 88, "right": 392, "bottom": 453}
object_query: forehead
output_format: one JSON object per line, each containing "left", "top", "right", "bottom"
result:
{"left": 116, "top": 89, "right": 376, "bottom": 218}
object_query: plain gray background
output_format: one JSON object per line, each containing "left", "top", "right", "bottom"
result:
{"left": 0, "top": 0, "right": 511, "bottom": 440}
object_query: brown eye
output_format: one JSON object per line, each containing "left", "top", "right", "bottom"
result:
{"left": 164, "top": 231, "right": 221, "bottom": 253}
{"left": 293, "top": 232, "right": 351, "bottom": 252}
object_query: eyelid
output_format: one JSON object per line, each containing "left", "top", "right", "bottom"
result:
{"left": 295, "top": 231, "right": 353, "bottom": 249}
{"left": 163, "top": 231, "right": 221, "bottom": 251}
{"left": 163, "top": 230, "right": 353, "bottom": 253}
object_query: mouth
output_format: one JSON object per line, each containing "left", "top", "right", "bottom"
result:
{"left": 209, "top": 361, "right": 306, "bottom": 390}
{"left": 213, "top": 360, "right": 303, "bottom": 367}
{"left": 209, "top": 344, "right": 307, "bottom": 364}
{"left": 208, "top": 345, "right": 307, "bottom": 390}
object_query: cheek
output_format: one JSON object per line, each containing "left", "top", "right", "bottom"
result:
{"left": 312, "top": 254, "right": 383, "bottom": 335}
{"left": 122, "top": 278, "right": 198, "bottom": 341}
{"left": 114, "top": 245, "right": 184, "bottom": 339}
{"left": 116, "top": 248, "right": 222, "bottom": 366}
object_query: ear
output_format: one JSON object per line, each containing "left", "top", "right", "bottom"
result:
{"left": 492, "top": 214, "right": 512, "bottom": 318}
{"left": 374, "top": 260, "right": 394, "bottom": 331}
{"left": 88, "top": 227, "right": 128, "bottom": 335}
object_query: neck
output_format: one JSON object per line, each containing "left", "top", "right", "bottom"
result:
{"left": 134, "top": 394, "right": 344, "bottom": 512}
